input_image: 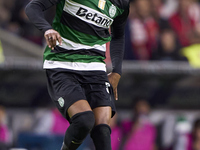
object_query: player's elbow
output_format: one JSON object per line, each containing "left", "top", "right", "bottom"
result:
{"left": 25, "top": 2, "right": 42, "bottom": 17}
{"left": 25, "top": 3, "right": 32, "bottom": 17}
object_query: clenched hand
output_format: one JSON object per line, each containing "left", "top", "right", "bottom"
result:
{"left": 44, "top": 29, "right": 62, "bottom": 50}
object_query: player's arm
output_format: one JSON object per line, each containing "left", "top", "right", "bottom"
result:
{"left": 108, "top": 7, "right": 129, "bottom": 100}
{"left": 25, "top": 0, "right": 62, "bottom": 49}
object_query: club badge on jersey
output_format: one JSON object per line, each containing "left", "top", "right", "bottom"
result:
{"left": 109, "top": 4, "right": 117, "bottom": 17}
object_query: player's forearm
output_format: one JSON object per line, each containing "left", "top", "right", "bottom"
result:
{"left": 25, "top": 0, "right": 53, "bottom": 33}
{"left": 110, "top": 35, "right": 124, "bottom": 75}
{"left": 110, "top": 7, "right": 129, "bottom": 75}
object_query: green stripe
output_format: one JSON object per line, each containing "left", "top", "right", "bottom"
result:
{"left": 44, "top": 47, "right": 105, "bottom": 63}
{"left": 52, "top": 0, "right": 65, "bottom": 30}
{"left": 71, "top": 0, "right": 124, "bottom": 18}
{"left": 59, "top": 23, "right": 111, "bottom": 46}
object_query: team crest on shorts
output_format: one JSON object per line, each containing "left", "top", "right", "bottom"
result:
{"left": 58, "top": 97, "right": 64, "bottom": 107}
{"left": 109, "top": 4, "right": 116, "bottom": 18}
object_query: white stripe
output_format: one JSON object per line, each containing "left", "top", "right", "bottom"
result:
{"left": 63, "top": 0, "right": 113, "bottom": 28}
{"left": 56, "top": 37, "right": 106, "bottom": 52}
{"left": 43, "top": 60, "right": 106, "bottom": 71}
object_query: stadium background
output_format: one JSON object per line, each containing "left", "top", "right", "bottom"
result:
{"left": 1, "top": 0, "right": 200, "bottom": 150}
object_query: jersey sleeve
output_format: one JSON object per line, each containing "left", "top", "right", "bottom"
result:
{"left": 25, "top": 0, "right": 61, "bottom": 33}
{"left": 110, "top": 8, "right": 129, "bottom": 75}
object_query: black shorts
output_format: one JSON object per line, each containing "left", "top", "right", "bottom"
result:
{"left": 46, "top": 68, "right": 116, "bottom": 121}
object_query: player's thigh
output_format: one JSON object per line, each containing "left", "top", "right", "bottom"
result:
{"left": 67, "top": 100, "right": 92, "bottom": 118}
{"left": 46, "top": 69, "right": 92, "bottom": 120}
{"left": 93, "top": 106, "right": 112, "bottom": 126}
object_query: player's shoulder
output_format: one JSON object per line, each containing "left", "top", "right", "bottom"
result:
{"left": 109, "top": 0, "right": 130, "bottom": 9}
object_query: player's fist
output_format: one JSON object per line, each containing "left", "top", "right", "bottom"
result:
{"left": 107, "top": 72, "right": 121, "bottom": 100}
{"left": 44, "top": 29, "right": 62, "bottom": 50}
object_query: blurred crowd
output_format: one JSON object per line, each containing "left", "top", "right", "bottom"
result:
{"left": 1, "top": 0, "right": 200, "bottom": 62}
{"left": 124, "top": 0, "right": 200, "bottom": 62}
{"left": 0, "top": 0, "right": 43, "bottom": 45}
{"left": 1, "top": 98, "right": 200, "bottom": 150}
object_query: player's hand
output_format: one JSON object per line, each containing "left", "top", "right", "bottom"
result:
{"left": 44, "top": 29, "right": 62, "bottom": 50}
{"left": 107, "top": 72, "right": 121, "bottom": 100}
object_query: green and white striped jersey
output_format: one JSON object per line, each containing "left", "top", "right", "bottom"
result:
{"left": 43, "top": 0, "right": 126, "bottom": 71}
{"left": 26, "top": 0, "right": 129, "bottom": 73}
